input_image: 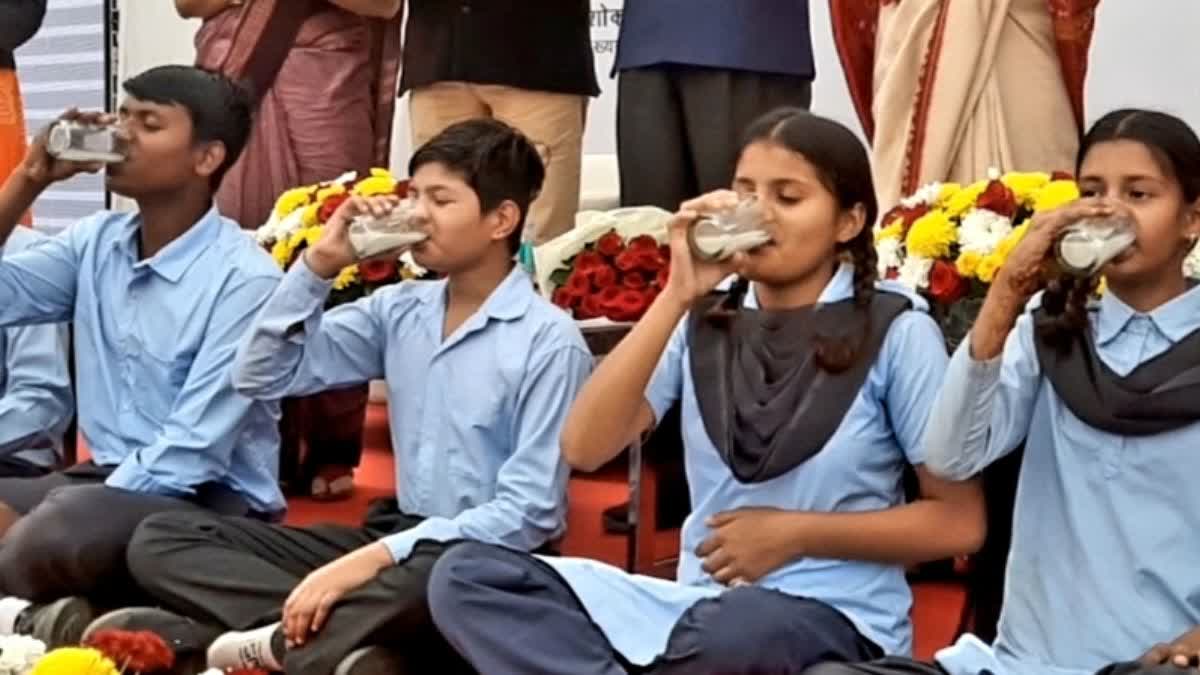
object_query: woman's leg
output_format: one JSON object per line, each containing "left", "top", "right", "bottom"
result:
{"left": 428, "top": 542, "right": 628, "bottom": 675}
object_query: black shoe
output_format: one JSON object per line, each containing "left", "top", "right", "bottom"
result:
{"left": 16, "top": 597, "right": 95, "bottom": 648}
{"left": 84, "top": 607, "right": 223, "bottom": 675}
{"left": 334, "top": 646, "right": 407, "bottom": 675}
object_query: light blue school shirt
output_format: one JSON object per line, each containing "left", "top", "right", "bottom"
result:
{"left": 0, "top": 227, "right": 72, "bottom": 467}
{"left": 233, "top": 259, "right": 592, "bottom": 562}
{"left": 539, "top": 264, "right": 949, "bottom": 666}
{"left": 0, "top": 209, "right": 285, "bottom": 515}
{"left": 928, "top": 285, "right": 1200, "bottom": 675}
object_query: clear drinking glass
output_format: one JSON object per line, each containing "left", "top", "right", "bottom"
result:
{"left": 46, "top": 120, "right": 127, "bottom": 164}
{"left": 347, "top": 198, "right": 428, "bottom": 260}
{"left": 688, "top": 197, "right": 772, "bottom": 261}
{"left": 1055, "top": 217, "right": 1137, "bottom": 277}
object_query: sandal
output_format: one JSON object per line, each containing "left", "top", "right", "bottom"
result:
{"left": 310, "top": 466, "right": 355, "bottom": 502}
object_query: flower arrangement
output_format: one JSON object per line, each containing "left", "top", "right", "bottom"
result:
{"left": 534, "top": 208, "right": 673, "bottom": 322}
{"left": 254, "top": 169, "right": 431, "bottom": 307}
{"left": 1, "top": 630, "right": 179, "bottom": 675}
{"left": 0, "top": 636, "right": 44, "bottom": 675}
{"left": 874, "top": 170, "right": 1082, "bottom": 344}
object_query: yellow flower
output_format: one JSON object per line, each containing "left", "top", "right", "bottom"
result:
{"left": 905, "top": 209, "right": 957, "bottom": 259}
{"left": 1002, "top": 172, "right": 1051, "bottom": 205}
{"left": 301, "top": 202, "right": 322, "bottom": 228}
{"left": 1095, "top": 276, "right": 1107, "bottom": 296}
{"left": 352, "top": 168, "right": 397, "bottom": 197}
{"left": 944, "top": 181, "right": 988, "bottom": 217}
{"left": 273, "top": 185, "right": 315, "bottom": 220}
{"left": 288, "top": 226, "right": 324, "bottom": 250}
{"left": 315, "top": 182, "right": 347, "bottom": 203}
{"left": 874, "top": 220, "right": 904, "bottom": 242}
{"left": 1033, "top": 180, "right": 1081, "bottom": 212}
{"left": 333, "top": 264, "right": 359, "bottom": 291}
{"left": 31, "top": 648, "right": 119, "bottom": 675}
{"left": 994, "top": 223, "right": 1029, "bottom": 262}
{"left": 935, "top": 183, "right": 962, "bottom": 206}
{"left": 956, "top": 251, "right": 983, "bottom": 279}
{"left": 271, "top": 238, "right": 296, "bottom": 268}
{"left": 977, "top": 255, "right": 1002, "bottom": 283}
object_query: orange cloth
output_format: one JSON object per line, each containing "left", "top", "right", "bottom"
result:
{"left": 0, "top": 68, "right": 30, "bottom": 224}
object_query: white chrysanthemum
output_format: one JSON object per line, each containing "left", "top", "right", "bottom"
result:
{"left": 875, "top": 235, "right": 903, "bottom": 276}
{"left": 400, "top": 251, "right": 426, "bottom": 277}
{"left": 897, "top": 255, "right": 934, "bottom": 290}
{"left": 0, "top": 635, "right": 46, "bottom": 675}
{"left": 900, "top": 182, "right": 942, "bottom": 209}
{"left": 987, "top": 167, "right": 1002, "bottom": 181}
{"left": 958, "top": 209, "right": 1013, "bottom": 255}
{"left": 1185, "top": 239, "right": 1200, "bottom": 279}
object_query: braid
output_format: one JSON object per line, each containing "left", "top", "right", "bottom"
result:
{"left": 703, "top": 276, "right": 751, "bottom": 328}
{"left": 814, "top": 230, "right": 877, "bottom": 373}
{"left": 1036, "top": 274, "right": 1097, "bottom": 353}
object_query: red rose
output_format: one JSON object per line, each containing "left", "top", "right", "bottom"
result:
{"left": 603, "top": 288, "right": 653, "bottom": 321}
{"left": 576, "top": 293, "right": 603, "bottom": 320}
{"left": 574, "top": 250, "right": 606, "bottom": 273}
{"left": 614, "top": 249, "right": 640, "bottom": 272}
{"left": 976, "top": 180, "right": 1018, "bottom": 218}
{"left": 394, "top": 179, "right": 410, "bottom": 197}
{"left": 591, "top": 264, "right": 618, "bottom": 289}
{"left": 627, "top": 234, "right": 658, "bottom": 251}
{"left": 595, "top": 231, "right": 625, "bottom": 258}
{"left": 552, "top": 287, "right": 578, "bottom": 310}
{"left": 1051, "top": 170, "right": 1074, "bottom": 181}
{"left": 885, "top": 268, "right": 899, "bottom": 280}
{"left": 85, "top": 630, "right": 175, "bottom": 674}
{"left": 622, "top": 270, "right": 648, "bottom": 289}
{"left": 655, "top": 266, "right": 669, "bottom": 289}
{"left": 566, "top": 269, "right": 592, "bottom": 296}
{"left": 360, "top": 259, "right": 398, "bottom": 283}
{"left": 880, "top": 203, "right": 931, "bottom": 231}
{"left": 928, "top": 260, "right": 968, "bottom": 305}
{"left": 318, "top": 193, "right": 350, "bottom": 223}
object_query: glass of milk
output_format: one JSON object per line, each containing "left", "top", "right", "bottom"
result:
{"left": 347, "top": 198, "right": 429, "bottom": 260}
{"left": 688, "top": 196, "right": 772, "bottom": 261}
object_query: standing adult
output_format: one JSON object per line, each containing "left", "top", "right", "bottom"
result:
{"left": 831, "top": 0, "right": 1098, "bottom": 210}
{"left": 402, "top": 0, "right": 599, "bottom": 245}
{"left": 0, "top": 0, "right": 46, "bottom": 225}
{"left": 177, "top": 0, "right": 404, "bottom": 500}
{"left": 603, "top": 0, "right": 817, "bottom": 534}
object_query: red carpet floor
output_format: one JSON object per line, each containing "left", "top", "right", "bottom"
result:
{"left": 283, "top": 403, "right": 967, "bottom": 661}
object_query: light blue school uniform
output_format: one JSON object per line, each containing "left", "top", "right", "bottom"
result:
{"left": 233, "top": 260, "right": 593, "bottom": 562}
{"left": 0, "top": 226, "right": 72, "bottom": 468}
{"left": 928, "top": 285, "right": 1200, "bottom": 675}
{"left": 0, "top": 210, "right": 285, "bottom": 515}
{"left": 537, "top": 263, "right": 950, "bottom": 667}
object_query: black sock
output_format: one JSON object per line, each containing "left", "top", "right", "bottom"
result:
{"left": 270, "top": 624, "right": 287, "bottom": 662}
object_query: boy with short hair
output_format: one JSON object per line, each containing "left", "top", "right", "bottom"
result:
{"left": 97, "top": 118, "right": 592, "bottom": 675}
{"left": 0, "top": 65, "right": 284, "bottom": 647}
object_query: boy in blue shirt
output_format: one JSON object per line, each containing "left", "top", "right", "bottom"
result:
{"left": 0, "top": 65, "right": 283, "bottom": 648}
{"left": 0, "top": 226, "right": 72, "bottom": 480}
{"left": 94, "top": 119, "right": 592, "bottom": 675}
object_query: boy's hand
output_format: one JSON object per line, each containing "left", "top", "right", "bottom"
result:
{"left": 1140, "top": 626, "right": 1200, "bottom": 669}
{"left": 21, "top": 108, "right": 115, "bottom": 189}
{"left": 305, "top": 194, "right": 402, "bottom": 279}
{"left": 281, "top": 542, "right": 393, "bottom": 646}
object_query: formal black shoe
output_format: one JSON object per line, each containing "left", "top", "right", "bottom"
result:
{"left": 84, "top": 607, "right": 222, "bottom": 675}
{"left": 15, "top": 597, "right": 95, "bottom": 648}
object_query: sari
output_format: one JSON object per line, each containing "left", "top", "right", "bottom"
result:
{"left": 0, "top": 70, "right": 30, "bottom": 225}
{"left": 831, "top": 0, "right": 1099, "bottom": 210}
{"left": 195, "top": 2, "right": 403, "bottom": 490}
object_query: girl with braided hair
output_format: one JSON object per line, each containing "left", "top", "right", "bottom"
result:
{"left": 425, "top": 108, "right": 985, "bottom": 675}
{"left": 804, "top": 109, "right": 1200, "bottom": 675}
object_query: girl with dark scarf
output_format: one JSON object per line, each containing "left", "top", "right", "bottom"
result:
{"left": 423, "top": 109, "right": 986, "bottom": 675}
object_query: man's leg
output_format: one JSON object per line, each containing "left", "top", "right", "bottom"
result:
{"left": 482, "top": 84, "right": 587, "bottom": 244}
{"left": 653, "top": 588, "right": 881, "bottom": 675}
{"left": 676, "top": 66, "right": 813, "bottom": 194}
{"left": 408, "top": 81, "right": 489, "bottom": 149}
{"left": 428, "top": 541, "right": 628, "bottom": 675}
{"left": 0, "top": 468, "right": 86, "bottom": 537}
{"left": 802, "top": 660, "right": 948, "bottom": 675}
{"left": 616, "top": 66, "right": 695, "bottom": 211}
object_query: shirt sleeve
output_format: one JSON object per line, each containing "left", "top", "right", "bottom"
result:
{"left": 380, "top": 343, "right": 593, "bottom": 562}
{"left": 0, "top": 221, "right": 89, "bottom": 328}
{"left": 921, "top": 312, "right": 1043, "bottom": 480}
{"left": 232, "top": 255, "right": 388, "bottom": 400}
{"left": 881, "top": 311, "right": 951, "bottom": 466}
{"left": 105, "top": 273, "right": 281, "bottom": 497}
{"left": 644, "top": 317, "right": 688, "bottom": 424}
{"left": 0, "top": 321, "right": 72, "bottom": 458}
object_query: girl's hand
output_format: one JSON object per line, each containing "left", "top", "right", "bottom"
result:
{"left": 996, "top": 199, "right": 1117, "bottom": 297}
{"left": 661, "top": 190, "right": 746, "bottom": 306}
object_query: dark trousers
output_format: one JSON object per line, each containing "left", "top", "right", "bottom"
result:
{"left": 0, "top": 462, "right": 208, "bottom": 604}
{"left": 429, "top": 542, "right": 881, "bottom": 675}
{"left": 801, "top": 656, "right": 1191, "bottom": 675}
{"left": 617, "top": 64, "right": 813, "bottom": 211}
{"left": 0, "top": 456, "right": 51, "bottom": 480}
{"left": 127, "top": 500, "right": 473, "bottom": 675}
{"left": 279, "top": 385, "right": 370, "bottom": 493}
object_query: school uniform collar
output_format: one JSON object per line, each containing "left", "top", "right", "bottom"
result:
{"left": 1096, "top": 281, "right": 1200, "bottom": 345}
{"left": 114, "top": 206, "right": 224, "bottom": 282}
